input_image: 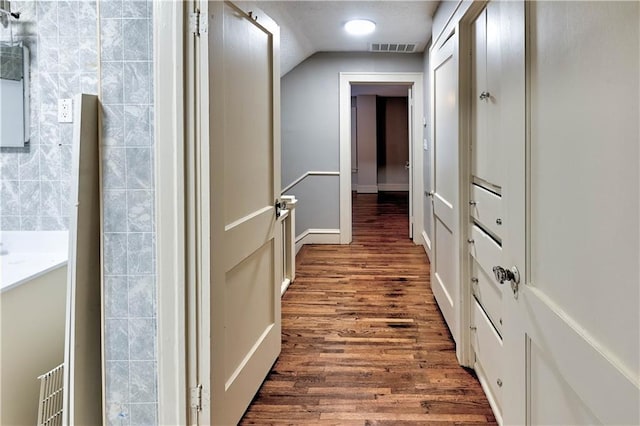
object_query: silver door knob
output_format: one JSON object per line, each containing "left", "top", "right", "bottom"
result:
{"left": 479, "top": 91, "right": 490, "bottom": 101}
{"left": 492, "top": 266, "right": 520, "bottom": 285}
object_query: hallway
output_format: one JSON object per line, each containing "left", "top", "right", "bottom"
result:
{"left": 241, "top": 193, "right": 496, "bottom": 424}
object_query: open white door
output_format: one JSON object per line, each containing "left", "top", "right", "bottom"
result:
{"left": 196, "top": 2, "right": 282, "bottom": 424}
{"left": 500, "top": 2, "right": 640, "bottom": 424}
{"left": 430, "top": 34, "right": 460, "bottom": 347}
{"left": 407, "top": 87, "right": 414, "bottom": 238}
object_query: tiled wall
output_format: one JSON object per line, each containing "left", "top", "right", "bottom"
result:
{"left": 99, "top": 0, "right": 157, "bottom": 424}
{"left": 0, "top": 1, "right": 158, "bottom": 424}
{"left": 0, "top": 0, "right": 98, "bottom": 230}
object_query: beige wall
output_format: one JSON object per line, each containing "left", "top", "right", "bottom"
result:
{"left": 378, "top": 97, "right": 409, "bottom": 189}
{"left": 0, "top": 266, "right": 67, "bottom": 425}
{"left": 355, "top": 95, "right": 378, "bottom": 193}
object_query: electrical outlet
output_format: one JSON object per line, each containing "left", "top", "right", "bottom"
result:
{"left": 58, "top": 98, "right": 73, "bottom": 123}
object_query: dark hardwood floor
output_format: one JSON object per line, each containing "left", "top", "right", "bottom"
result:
{"left": 241, "top": 192, "right": 496, "bottom": 425}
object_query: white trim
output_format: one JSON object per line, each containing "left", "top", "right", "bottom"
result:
{"left": 456, "top": 1, "right": 489, "bottom": 368}
{"left": 154, "top": 2, "right": 187, "bottom": 425}
{"left": 378, "top": 183, "right": 410, "bottom": 192}
{"left": 475, "top": 361, "right": 504, "bottom": 426}
{"left": 282, "top": 170, "right": 339, "bottom": 194}
{"left": 356, "top": 184, "right": 379, "bottom": 194}
{"left": 295, "top": 228, "right": 341, "bottom": 254}
{"left": 281, "top": 278, "right": 291, "bottom": 297}
{"left": 421, "top": 229, "right": 432, "bottom": 261}
{"left": 432, "top": 0, "right": 477, "bottom": 52}
{"left": 339, "top": 72, "right": 425, "bottom": 245}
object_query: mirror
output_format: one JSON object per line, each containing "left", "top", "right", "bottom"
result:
{"left": 0, "top": 42, "right": 29, "bottom": 147}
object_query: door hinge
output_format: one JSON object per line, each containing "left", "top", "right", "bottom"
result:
{"left": 190, "top": 384, "right": 203, "bottom": 412}
{"left": 189, "top": 10, "right": 208, "bottom": 36}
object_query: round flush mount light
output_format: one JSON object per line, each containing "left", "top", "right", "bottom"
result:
{"left": 344, "top": 19, "right": 376, "bottom": 36}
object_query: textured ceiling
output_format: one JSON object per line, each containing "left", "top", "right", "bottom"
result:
{"left": 240, "top": 1, "right": 439, "bottom": 75}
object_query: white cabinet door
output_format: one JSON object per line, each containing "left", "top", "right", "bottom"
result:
{"left": 198, "top": 2, "right": 282, "bottom": 424}
{"left": 471, "top": 4, "right": 504, "bottom": 191}
{"left": 501, "top": 2, "right": 640, "bottom": 424}
{"left": 431, "top": 35, "right": 460, "bottom": 345}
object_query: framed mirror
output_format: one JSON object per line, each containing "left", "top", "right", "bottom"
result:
{"left": 0, "top": 42, "right": 29, "bottom": 147}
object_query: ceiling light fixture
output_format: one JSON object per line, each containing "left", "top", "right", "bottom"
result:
{"left": 344, "top": 19, "right": 376, "bottom": 36}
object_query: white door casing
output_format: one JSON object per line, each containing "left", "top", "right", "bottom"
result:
{"left": 430, "top": 34, "right": 460, "bottom": 348}
{"left": 338, "top": 73, "right": 424, "bottom": 245}
{"left": 154, "top": 1, "right": 188, "bottom": 424}
{"left": 500, "top": 2, "right": 640, "bottom": 424}
{"left": 197, "top": 2, "right": 282, "bottom": 424}
{"left": 407, "top": 87, "right": 414, "bottom": 238}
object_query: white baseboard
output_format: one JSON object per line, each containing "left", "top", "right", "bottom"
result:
{"left": 281, "top": 278, "right": 291, "bottom": 297}
{"left": 295, "top": 228, "right": 341, "bottom": 253}
{"left": 356, "top": 185, "right": 378, "bottom": 194}
{"left": 378, "top": 183, "right": 409, "bottom": 191}
{"left": 421, "top": 229, "right": 432, "bottom": 262}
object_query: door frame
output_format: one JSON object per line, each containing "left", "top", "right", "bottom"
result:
{"left": 339, "top": 72, "right": 425, "bottom": 245}
{"left": 428, "top": 0, "right": 488, "bottom": 368}
{"left": 456, "top": 0, "right": 491, "bottom": 368}
{"left": 154, "top": 1, "right": 190, "bottom": 424}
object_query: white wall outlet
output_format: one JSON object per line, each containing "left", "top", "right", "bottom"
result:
{"left": 58, "top": 98, "right": 73, "bottom": 123}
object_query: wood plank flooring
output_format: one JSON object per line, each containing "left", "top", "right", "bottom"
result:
{"left": 241, "top": 192, "right": 496, "bottom": 425}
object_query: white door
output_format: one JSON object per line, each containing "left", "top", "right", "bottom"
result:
{"left": 407, "top": 87, "right": 414, "bottom": 238}
{"left": 500, "top": 2, "right": 640, "bottom": 424}
{"left": 197, "top": 2, "right": 282, "bottom": 424}
{"left": 430, "top": 34, "right": 460, "bottom": 347}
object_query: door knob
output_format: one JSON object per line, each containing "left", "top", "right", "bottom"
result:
{"left": 492, "top": 266, "right": 520, "bottom": 285}
{"left": 493, "top": 265, "right": 521, "bottom": 298}
{"left": 479, "top": 91, "right": 490, "bottom": 101}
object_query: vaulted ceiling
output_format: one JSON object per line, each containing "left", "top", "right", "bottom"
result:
{"left": 240, "top": 1, "right": 440, "bottom": 75}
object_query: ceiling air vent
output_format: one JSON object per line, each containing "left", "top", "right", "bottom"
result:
{"left": 370, "top": 42, "right": 417, "bottom": 53}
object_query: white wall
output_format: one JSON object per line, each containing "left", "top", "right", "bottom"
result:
{"left": 281, "top": 52, "right": 423, "bottom": 236}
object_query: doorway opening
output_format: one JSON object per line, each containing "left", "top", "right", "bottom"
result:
{"left": 339, "top": 72, "right": 424, "bottom": 246}
{"left": 350, "top": 84, "right": 412, "bottom": 238}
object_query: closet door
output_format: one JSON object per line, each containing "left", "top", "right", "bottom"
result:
{"left": 471, "top": 5, "right": 503, "bottom": 192}
{"left": 430, "top": 34, "right": 460, "bottom": 346}
{"left": 502, "top": 2, "right": 640, "bottom": 424}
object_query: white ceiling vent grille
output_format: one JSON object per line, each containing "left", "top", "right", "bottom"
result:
{"left": 370, "top": 42, "right": 417, "bottom": 53}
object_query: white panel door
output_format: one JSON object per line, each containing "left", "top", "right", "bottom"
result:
{"left": 198, "top": 2, "right": 282, "bottom": 424}
{"left": 407, "top": 87, "right": 414, "bottom": 238}
{"left": 430, "top": 34, "right": 459, "bottom": 345}
{"left": 500, "top": 2, "right": 640, "bottom": 424}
